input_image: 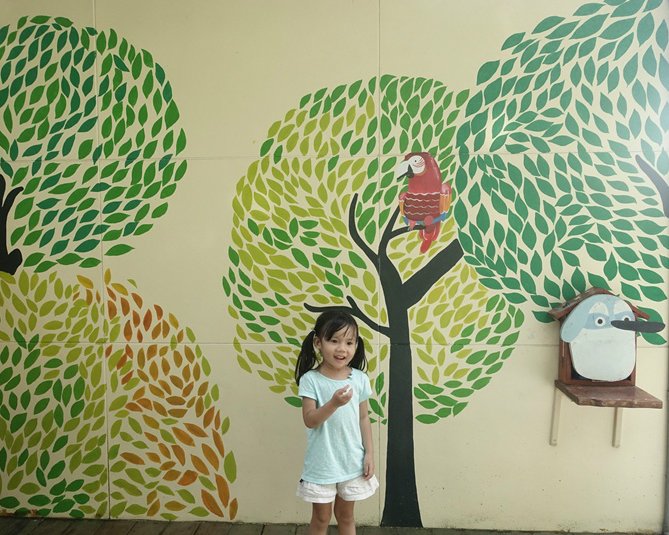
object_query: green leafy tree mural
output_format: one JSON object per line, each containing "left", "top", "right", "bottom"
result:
{"left": 0, "top": 16, "right": 187, "bottom": 275}
{"left": 454, "top": 0, "right": 669, "bottom": 335}
{"left": 225, "top": 0, "right": 669, "bottom": 527}
{"left": 0, "top": 270, "right": 237, "bottom": 519}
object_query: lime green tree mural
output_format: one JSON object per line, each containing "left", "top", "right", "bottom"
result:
{"left": 225, "top": 0, "right": 669, "bottom": 527}
{"left": 0, "top": 16, "right": 187, "bottom": 275}
{"left": 224, "top": 79, "right": 523, "bottom": 527}
{"left": 0, "top": 270, "right": 237, "bottom": 519}
{"left": 0, "top": 271, "right": 108, "bottom": 517}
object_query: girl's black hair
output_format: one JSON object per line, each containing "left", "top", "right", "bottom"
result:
{"left": 294, "top": 309, "right": 367, "bottom": 385}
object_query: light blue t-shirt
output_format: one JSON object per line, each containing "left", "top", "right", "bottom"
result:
{"left": 299, "top": 368, "right": 372, "bottom": 484}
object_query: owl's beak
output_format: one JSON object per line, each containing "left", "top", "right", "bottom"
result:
{"left": 610, "top": 320, "right": 664, "bottom": 333}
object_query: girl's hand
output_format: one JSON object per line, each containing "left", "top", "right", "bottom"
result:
{"left": 363, "top": 453, "right": 374, "bottom": 480}
{"left": 331, "top": 385, "right": 353, "bottom": 407}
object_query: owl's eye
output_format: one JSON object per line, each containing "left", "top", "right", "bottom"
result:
{"left": 595, "top": 317, "right": 606, "bottom": 326}
{"left": 623, "top": 316, "right": 631, "bottom": 321}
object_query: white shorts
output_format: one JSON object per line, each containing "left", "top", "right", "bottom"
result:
{"left": 296, "top": 475, "right": 379, "bottom": 503}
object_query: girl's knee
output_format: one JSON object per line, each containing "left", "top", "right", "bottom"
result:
{"left": 334, "top": 501, "right": 355, "bottom": 524}
{"left": 312, "top": 504, "right": 332, "bottom": 525}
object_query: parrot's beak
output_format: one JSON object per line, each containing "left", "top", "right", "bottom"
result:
{"left": 395, "top": 160, "right": 414, "bottom": 180}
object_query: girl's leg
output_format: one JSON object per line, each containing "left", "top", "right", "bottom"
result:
{"left": 333, "top": 495, "right": 355, "bottom": 535}
{"left": 310, "top": 502, "right": 332, "bottom": 535}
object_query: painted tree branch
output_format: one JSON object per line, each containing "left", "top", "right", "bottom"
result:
{"left": 636, "top": 155, "right": 669, "bottom": 218}
{"left": 402, "top": 239, "right": 464, "bottom": 309}
{"left": 349, "top": 193, "right": 379, "bottom": 271}
{"left": 304, "top": 297, "right": 391, "bottom": 337}
{"left": 0, "top": 174, "right": 24, "bottom": 275}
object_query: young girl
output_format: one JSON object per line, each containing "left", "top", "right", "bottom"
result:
{"left": 294, "top": 310, "right": 379, "bottom": 535}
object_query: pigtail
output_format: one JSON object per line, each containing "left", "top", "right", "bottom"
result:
{"left": 348, "top": 335, "right": 367, "bottom": 372}
{"left": 295, "top": 330, "right": 318, "bottom": 385}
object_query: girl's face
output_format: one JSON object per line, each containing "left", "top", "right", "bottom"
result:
{"left": 314, "top": 325, "right": 358, "bottom": 374}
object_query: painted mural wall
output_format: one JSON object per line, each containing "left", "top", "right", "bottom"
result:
{"left": 0, "top": 0, "right": 668, "bottom": 531}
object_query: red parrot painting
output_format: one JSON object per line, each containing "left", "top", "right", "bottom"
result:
{"left": 395, "top": 152, "right": 452, "bottom": 253}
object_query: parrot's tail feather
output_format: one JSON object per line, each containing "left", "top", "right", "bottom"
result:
{"left": 419, "top": 222, "right": 440, "bottom": 254}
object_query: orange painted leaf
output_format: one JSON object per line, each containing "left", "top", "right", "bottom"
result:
{"left": 147, "top": 490, "right": 158, "bottom": 504}
{"left": 108, "top": 301, "right": 118, "bottom": 320}
{"left": 213, "top": 432, "right": 225, "bottom": 458}
{"left": 165, "top": 501, "right": 186, "bottom": 511}
{"left": 173, "top": 427, "right": 195, "bottom": 447}
{"left": 155, "top": 304, "right": 164, "bottom": 320}
{"left": 229, "top": 498, "right": 238, "bottom": 520}
{"left": 132, "top": 310, "right": 140, "bottom": 328}
{"left": 121, "top": 453, "right": 145, "bottom": 465}
{"left": 148, "top": 499, "right": 160, "bottom": 517}
{"left": 191, "top": 454, "right": 210, "bottom": 475}
{"left": 164, "top": 470, "right": 180, "bottom": 481}
{"left": 201, "top": 444, "right": 220, "bottom": 471}
{"left": 148, "top": 345, "right": 158, "bottom": 360}
{"left": 182, "top": 383, "right": 194, "bottom": 397}
{"left": 172, "top": 445, "right": 186, "bottom": 465}
{"left": 197, "top": 382, "right": 208, "bottom": 396}
{"left": 151, "top": 323, "right": 161, "bottom": 339}
{"left": 121, "top": 297, "right": 130, "bottom": 316}
{"left": 203, "top": 407, "right": 215, "bottom": 428}
{"left": 161, "top": 359, "right": 171, "bottom": 375}
{"left": 160, "top": 461, "right": 177, "bottom": 471}
{"left": 143, "top": 310, "right": 153, "bottom": 331}
{"left": 167, "top": 408, "right": 188, "bottom": 418}
{"left": 125, "top": 401, "right": 142, "bottom": 412}
{"left": 148, "top": 384, "right": 164, "bottom": 398}
{"left": 185, "top": 424, "right": 207, "bottom": 438}
{"left": 174, "top": 350, "right": 183, "bottom": 368}
{"left": 167, "top": 396, "right": 185, "bottom": 406}
{"left": 137, "top": 398, "right": 153, "bottom": 410}
{"left": 158, "top": 443, "right": 171, "bottom": 459}
{"left": 146, "top": 452, "right": 160, "bottom": 463}
{"left": 184, "top": 347, "right": 195, "bottom": 364}
{"left": 170, "top": 376, "right": 184, "bottom": 389}
{"left": 215, "top": 474, "right": 230, "bottom": 507}
{"left": 201, "top": 490, "right": 224, "bottom": 517}
{"left": 149, "top": 362, "right": 159, "bottom": 381}
{"left": 154, "top": 401, "right": 168, "bottom": 417}
{"left": 162, "top": 320, "right": 169, "bottom": 337}
{"left": 178, "top": 470, "right": 198, "bottom": 486}
{"left": 131, "top": 293, "right": 143, "bottom": 308}
{"left": 145, "top": 433, "right": 159, "bottom": 444}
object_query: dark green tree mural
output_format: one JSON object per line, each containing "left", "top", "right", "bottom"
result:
{"left": 224, "top": 0, "right": 668, "bottom": 526}
{"left": 0, "top": 16, "right": 187, "bottom": 275}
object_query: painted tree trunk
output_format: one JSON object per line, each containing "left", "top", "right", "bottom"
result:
{"left": 381, "top": 339, "right": 422, "bottom": 527}
{"left": 380, "top": 247, "right": 422, "bottom": 527}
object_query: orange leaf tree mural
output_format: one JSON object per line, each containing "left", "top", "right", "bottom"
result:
{"left": 0, "top": 16, "right": 186, "bottom": 275}
{"left": 224, "top": 0, "right": 669, "bottom": 526}
{"left": 0, "top": 270, "right": 237, "bottom": 519}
